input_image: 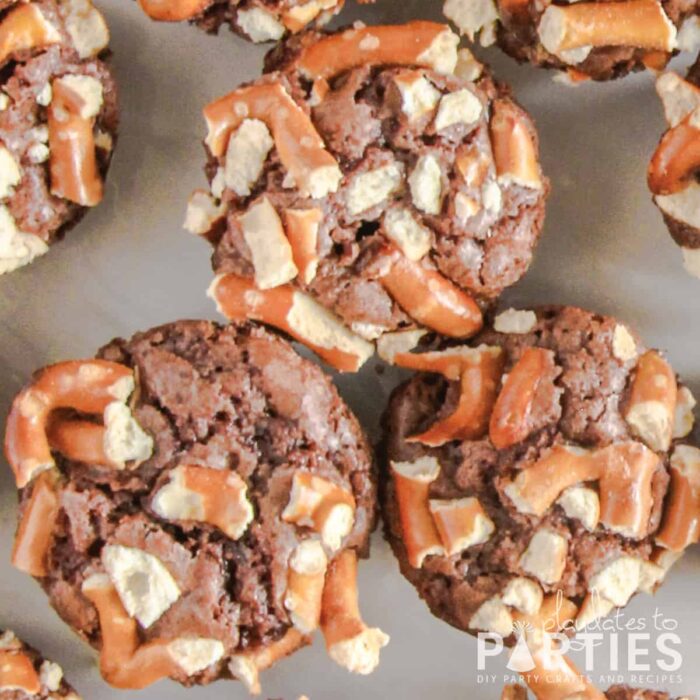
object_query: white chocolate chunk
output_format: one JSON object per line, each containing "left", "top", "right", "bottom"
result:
{"left": 39, "top": 661, "right": 63, "bottom": 692}
{"left": 409, "top": 154, "right": 442, "bottom": 215}
{"left": 224, "top": 119, "right": 274, "bottom": 197}
{"left": 168, "top": 638, "right": 225, "bottom": 676}
{"left": 519, "top": 529, "right": 568, "bottom": 585}
{"left": 236, "top": 6, "right": 285, "bottom": 42}
{"left": 95, "top": 130, "right": 112, "bottom": 151}
{"left": 434, "top": 88, "right": 482, "bottom": 131}
{"left": 394, "top": 74, "right": 441, "bottom": 122}
{"left": 0, "top": 205, "right": 49, "bottom": 275}
{"left": 673, "top": 386, "right": 696, "bottom": 439}
{"left": 494, "top": 309, "right": 537, "bottom": 335}
{"left": 656, "top": 182, "right": 700, "bottom": 230}
{"left": 0, "top": 631, "right": 20, "bottom": 650}
{"left": 677, "top": 15, "right": 700, "bottom": 53}
{"left": 626, "top": 400, "right": 674, "bottom": 453}
{"left": 469, "top": 597, "right": 514, "bottom": 637}
{"left": 184, "top": 190, "right": 226, "bottom": 235}
{"left": 102, "top": 545, "right": 181, "bottom": 628}
{"left": 238, "top": 197, "right": 298, "bottom": 290}
{"left": 0, "top": 93, "right": 10, "bottom": 111}
{"left": 36, "top": 83, "right": 52, "bottom": 106}
{"left": 443, "top": 0, "right": 498, "bottom": 42}
{"left": 454, "top": 48, "right": 484, "bottom": 82}
{"left": 416, "top": 27, "right": 459, "bottom": 75}
{"left": 103, "top": 401, "right": 154, "bottom": 467}
{"left": 557, "top": 486, "right": 600, "bottom": 531}
{"left": 58, "top": 0, "right": 109, "bottom": 58}
{"left": 210, "top": 168, "right": 226, "bottom": 199}
{"left": 27, "top": 144, "right": 49, "bottom": 164}
{"left": 612, "top": 324, "right": 638, "bottom": 362}
{"left": 589, "top": 556, "right": 642, "bottom": 607}
{"left": 346, "top": 163, "right": 404, "bottom": 216}
{"left": 656, "top": 72, "right": 700, "bottom": 127}
{"left": 482, "top": 180, "right": 502, "bottom": 214}
{"left": 383, "top": 207, "right": 431, "bottom": 261}
{"left": 376, "top": 328, "right": 427, "bottom": 363}
{"left": 287, "top": 292, "right": 374, "bottom": 367}
{"left": 502, "top": 577, "right": 543, "bottom": 615}
{"left": 56, "top": 74, "right": 103, "bottom": 119}
{"left": 0, "top": 146, "right": 21, "bottom": 199}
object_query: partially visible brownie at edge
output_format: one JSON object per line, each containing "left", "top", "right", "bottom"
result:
{"left": 5, "top": 321, "right": 385, "bottom": 693}
{"left": 382, "top": 305, "right": 697, "bottom": 641}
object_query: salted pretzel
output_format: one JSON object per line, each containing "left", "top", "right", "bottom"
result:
{"left": 191, "top": 21, "right": 548, "bottom": 372}
{"left": 444, "top": 0, "right": 700, "bottom": 82}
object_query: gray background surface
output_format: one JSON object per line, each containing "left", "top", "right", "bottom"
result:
{"left": 1, "top": 1, "right": 699, "bottom": 697}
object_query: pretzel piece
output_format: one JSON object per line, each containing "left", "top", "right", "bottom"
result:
{"left": 0, "top": 3, "right": 60, "bottom": 65}
{"left": 152, "top": 465, "right": 254, "bottom": 540}
{"left": 283, "top": 208, "right": 322, "bottom": 284}
{"left": 11, "top": 471, "right": 59, "bottom": 577}
{"left": 285, "top": 540, "right": 328, "bottom": 633}
{"left": 512, "top": 594, "right": 577, "bottom": 635}
{"left": 46, "top": 417, "right": 112, "bottom": 466}
{"left": 5, "top": 360, "right": 134, "bottom": 487}
{"left": 656, "top": 445, "right": 700, "bottom": 551}
{"left": 624, "top": 350, "right": 677, "bottom": 452}
{"left": 229, "top": 629, "right": 310, "bottom": 695}
{"left": 282, "top": 472, "right": 355, "bottom": 551}
{"left": 490, "top": 99, "right": 543, "bottom": 190}
{"left": 648, "top": 112, "right": 700, "bottom": 195}
{"left": 208, "top": 274, "right": 373, "bottom": 372}
{"left": 0, "top": 649, "right": 41, "bottom": 693}
{"left": 379, "top": 251, "right": 483, "bottom": 338}
{"left": 538, "top": 1, "right": 676, "bottom": 64}
{"left": 398, "top": 346, "right": 504, "bottom": 446}
{"left": 138, "top": 0, "right": 210, "bottom": 21}
{"left": 429, "top": 497, "right": 494, "bottom": 555}
{"left": 391, "top": 457, "right": 444, "bottom": 567}
{"left": 506, "top": 442, "right": 658, "bottom": 538}
{"left": 204, "top": 82, "right": 342, "bottom": 199}
{"left": 294, "top": 22, "right": 458, "bottom": 81}
{"left": 48, "top": 76, "right": 104, "bottom": 206}
{"left": 489, "top": 347, "right": 555, "bottom": 450}
{"left": 320, "top": 550, "right": 389, "bottom": 675}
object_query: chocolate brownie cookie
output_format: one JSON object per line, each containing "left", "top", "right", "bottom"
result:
{"left": 648, "top": 56, "right": 700, "bottom": 277}
{"left": 134, "top": 0, "right": 370, "bottom": 43}
{"left": 382, "top": 305, "right": 699, "bottom": 641}
{"left": 4, "top": 321, "right": 386, "bottom": 693}
{"left": 0, "top": 629, "right": 80, "bottom": 699}
{"left": 0, "top": 0, "right": 118, "bottom": 274}
{"left": 188, "top": 21, "right": 549, "bottom": 372}
{"left": 444, "top": 0, "right": 700, "bottom": 82}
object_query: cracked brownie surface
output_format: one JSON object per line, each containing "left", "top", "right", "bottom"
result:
{"left": 382, "top": 305, "right": 698, "bottom": 641}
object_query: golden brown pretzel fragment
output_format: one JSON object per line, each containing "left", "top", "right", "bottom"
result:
{"left": 0, "top": 648, "right": 41, "bottom": 693}
{"left": 294, "top": 21, "right": 458, "bottom": 81}
{"left": 203, "top": 82, "right": 342, "bottom": 198}
{"left": 48, "top": 76, "right": 104, "bottom": 206}
{"left": 4, "top": 360, "right": 135, "bottom": 487}
{"left": 138, "top": 0, "right": 211, "bottom": 21}
{"left": 656, "top": 445, "right": 700, "bottom": 551}
{"left": 538, "top": 0, "right": 677, "bottom": 59}
{"left": 393, "top": 346, "right": 504, "bottom": 446}
{"left": 379, "top": 250, "right": 483, "bottom": 338}
{"left": 489, "top": 347, "right": 554, "bottom": 449}
{"left": 390, "top": 457, "right": 444, "bottom": 567}
{"left": 648, "top": 115, "right": 700, "bottom": 195}
{"left": 320, "top": 549, "right": 389, "bottom": 675}
{"left": 285, "top": 540, "right": 328, "bottom": 634}
{"left": 0, "top": 2, "right": 60, "bottom": 65}
{"left": 490, "top": 99, "right": 543, "bottom": 189}
{"left": 208, "top": 273, "right": 373, "bottom": 372}
{"left": 282, "top": 472, "right": 356, "bottom": 551}
{"left": 11, "top": 471, "right": 60, "bottom": 577}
